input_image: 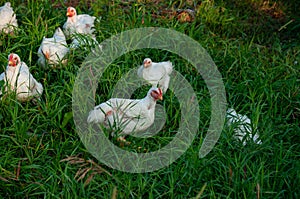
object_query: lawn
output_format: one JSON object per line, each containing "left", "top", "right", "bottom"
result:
{"left": 0, "top": 0, "right": 299, "bottom": 198}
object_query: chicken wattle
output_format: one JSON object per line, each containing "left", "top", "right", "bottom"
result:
{"left": 137, "top": 58, "right": 173, "bottom": 93}
{"left": 87, "top": 87, "right": 163, "bottom": 138}
{"left": 1, "top": 53, "right": 43, "bottom": 102}
{"left": 0, "top": 2, "right": 18, "bottom": 34}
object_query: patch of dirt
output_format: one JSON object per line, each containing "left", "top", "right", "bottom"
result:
{"left": 255, "top": 0, "right": 285, "bottom": 19}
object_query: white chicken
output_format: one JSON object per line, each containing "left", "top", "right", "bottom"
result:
{"left": 37, "top": 27, "right": 69, "bottom": 67}
{"left": 137, "top": 58, "right": 173, "bottom": 93}
{"left": 87, "top": 87, "right": 163, "bottom": 139}
{"left": 63, "top": 6, "right": 96, "bottom": 39}
{"left": 226, "top": 108, "right": 262, "bottom": 145}
{"left": 0, "top": 2, "right": 18, "bottom": 34}
{"left": 1, "top": 53, "right": 43, "bottom": 102}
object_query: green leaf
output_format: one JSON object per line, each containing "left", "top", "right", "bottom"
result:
{"left": 61, "top": 111, "right": 73, "bottom": 128}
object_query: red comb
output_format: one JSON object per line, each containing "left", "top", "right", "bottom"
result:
{"left": 158, "top": 88, "right": 162, "bottom": 95}
{"left": 9, "top": 54, "right": 14, "bottom": 60}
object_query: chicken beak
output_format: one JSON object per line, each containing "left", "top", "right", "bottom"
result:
{"left": 158, "top": 95, "right": 163, "bottom": 101}
{"left": 143, "top": 61, "right": 149, "bottom": 68}
{"left": 42, "top": 50, "right": 50, "bottom": 60}
{"left": 8, "top": 60, "right": 13, "bottom": 66}
{"left": 45, "top": 52, "right": 50, "bottom": 60}
{"left": 66, "top": 12, "right": 71, "bottom": 17}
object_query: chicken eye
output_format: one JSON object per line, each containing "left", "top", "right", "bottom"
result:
{"left": 14, "top": 57, "right": 17, "bottom": 60}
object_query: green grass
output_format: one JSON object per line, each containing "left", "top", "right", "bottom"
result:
{"left": 0, "top": 0, "right": 299, "bottom": 198}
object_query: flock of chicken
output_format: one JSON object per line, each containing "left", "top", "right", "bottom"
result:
{"left": 0, "top": 2, "right": 262, "bottom": 145}
{"left": 0, "top": 2, "right": 97, "bottom": 101}
{"left": 88, "top": 59, "right": 172, "bottom": 141}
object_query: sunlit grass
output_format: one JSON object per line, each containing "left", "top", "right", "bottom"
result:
{"left": 0, "top": 0, "right": 299, "bottom": 198}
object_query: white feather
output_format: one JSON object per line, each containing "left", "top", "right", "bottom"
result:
{"left": 137, "top": 58, "right": 173, "bottom": 93}
{"left": 0, "top": 2, "right": 18, "bottom": 34}
{"left": 63, "top": 7, "right": 96, "bottom": 40}
{"left": 2, "top": 53, "right": 43, "bottom": 102}
{"left": 37, "top": 27, "right": 69, "bottom": 67}
{"left": 227, "top": 108, "right": 262, "bottom": 145}
{"left": 87, "top": 87, "right": 163, "bottom": 137}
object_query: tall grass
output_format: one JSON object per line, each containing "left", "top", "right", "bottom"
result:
{"left": 0, "top": 0, "right": 299, "bottom": 198}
